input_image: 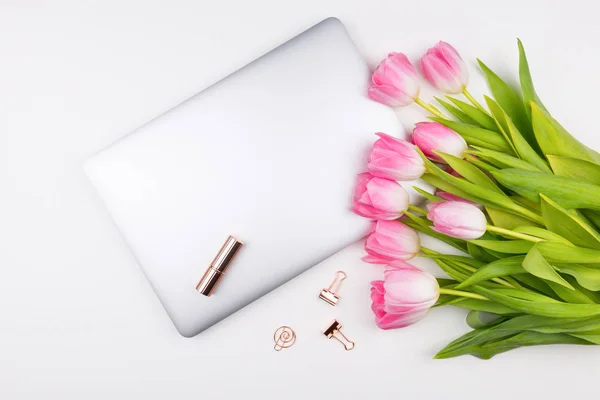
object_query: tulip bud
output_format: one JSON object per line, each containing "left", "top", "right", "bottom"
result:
{"left": 363, "top": 220, "right": 420, "bottom": 263}
{"left": 370, "top": 261, "right": 439, "bottom": 330}
{"left": 368, "top": 53, "right": 420, "bottom": 107}
{"left": 352, "top": 173, "right": 410, "bottom": 220}
{"left": 412, "top": 122, "right": 468, "bottom": 162}
{"left": 426, "top": 201, "right": 487, "bottom": 240}
{"left": 421, "top": 41, "right": 469, "bottom": 94}
{"left": 368, "top": 132, "right": 426, "bottom": 181}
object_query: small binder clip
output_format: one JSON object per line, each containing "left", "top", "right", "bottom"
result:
{"left": 319, "top": 271, "right": 347, "bottom": 306}
{"left": 323, "top": 320, "right": 355, "bottom": 351}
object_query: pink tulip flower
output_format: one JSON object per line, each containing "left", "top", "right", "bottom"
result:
{"left": 421, "top": 41, "right": 469, "bottom": 94}
{"left": 352, "top": 173, "right": 410, "bottom": 220}
{"left": 412, "top": 122, "right": 468, "bottom": 162}
{"left": 368, "top": 132, "right": 426, "bottom": 181}
{"left": 363, "top": 220, "right": 420, "bottom": 263}
{"left": 368, "top": 53, "right": 420, "bottom": 107}
{"left": 427, "top": 201, "right": 487, "bottom": 240}
{"left": 371, "top": 261, "right": 439, "bottom": 330}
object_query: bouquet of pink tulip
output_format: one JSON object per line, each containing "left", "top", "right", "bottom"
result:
{"left": 356, "top": 41, "right": 600, "bottom": 359}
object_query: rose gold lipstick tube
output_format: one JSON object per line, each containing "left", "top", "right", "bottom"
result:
{"left": 195, "top": 236, "right": 244, "bottom": 296}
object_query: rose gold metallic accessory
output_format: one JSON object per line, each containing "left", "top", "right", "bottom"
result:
{"left": 319, "top": 270, "right": 347, "bottom": 306}
{"left": 195, "top": 236, "right": 244, "bottom": 296}
{"left": 323, "top": 320, "right": 355, "bottom": 351}
{"left": 273, "top": 326, "right": 296, "bottom": 351}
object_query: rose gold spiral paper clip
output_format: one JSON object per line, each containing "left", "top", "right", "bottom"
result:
{"left": 323, "top": 320, "right": 355, "bottom": 351}
{"left": 319, "top": 270, "right": 347, "bottom": 306}
{"left": 274, "top": 326, "right": 296, "bottom": 351}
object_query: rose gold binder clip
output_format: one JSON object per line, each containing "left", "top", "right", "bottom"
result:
{"left": 323, "top": 320, "right": 355, "bottom": 351}
{"left": 319, "top": 271, "right": 347, "bottom": 306}
{"left": 273, "top": 326, "right": 296, "bottom": 351}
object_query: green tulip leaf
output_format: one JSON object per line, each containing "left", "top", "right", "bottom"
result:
{"left": 435, "top": 329, "right": 516, "bottom": 359}
{"left": 517, "top": 39, "right": 548, "bottom": 119}
{"left": 434, "top": 152, "right": 503, "bottom": 194}
{"left": 420, "top": 252, "right": 485, "bottom": 269}
{"left": 537, "top": 241, "right": 600, "bottom": 264}
{"left": 429, "top": 117, "right": 512, "bottom": 153}
{"left": 467, "top": 241, "right": 497, "bottom": 263}
{"left": 531, "top": 102, "right": 600, "bottom": 164}
{"left": 444, "top": 96, "right": 498, "bottom": 131}
{"left": 485, "top": 97, "right": 550, "bottom": 172}
{"left": 469, "top": 332, "right": 590, "bottom": 360}
{"left": 513, "top": 274, "right": 556, "bottom": 298}
{"left": 412, "top": 186, "right": 442, "bottom": 202}
{"left": 421, "top": 173, "right": 483, "bottom": 203}
{"left": 547, "top": 155, "right": 600, "bottom": 185}
{"left": 419, "top": 153, "right": 544, "bottom": 224}
{"left": 547, "top": 281, "right": 595, "bottom": 304}
{"left": 570, "top": 277, "right": 600, "bottom": 303}
{"left": 469, "top": 239, "right": 534, "bottom": 254}
{"left": 466, "top": 310, "right": 505, "bottom": 329}
{"left": 540, "top": 194, "right": 600, "bottom": 249}
{"left": 486, "top": 207, "right": 540, "bottom": 230}
{"left": 431, "top": 258, "right": 470, "bottom": 282}
{"left": 449, "top": 298, "right": 518, "bottom": 315}
{"left": 491, "top": 168, "right": 600, "bottom": 211}
{"left": 435, "top": 97, "right": 480, "bottom": 126}
{"left": 436, "top": 278, "right": 458, "bottom": 288}
{"left": 465, "top": 154, "right": 499, "bottom": 173}
{"left": 555, "top": 264, "right": 600, "bottom": 291}
{"left": 436, "top": 314, "right": 600, "bottom": 359}
{"left": 481, "top": 96, "right": 513, "bottom": 150}
{"left": 512, "top": 226, "right": 571, "bottom": 244}
{"left": 473, "top": 286, "right": 600, "bottom": 318}
{"left": 511, "top": 195, "right": 541, "bottom": 212}
{"left": 478, "top": 60, "right": 535, "bottom": 148}
{"left": 456, "top": 256, "right": 526, "bottom": 289}
{"left": 523, "top": 245, "right": 573, "bottom": 290}
{"left": 471, "top": 147, "right": 541, "bottom": 172}
{"left": 581, "top": 209, "right": 600, "bottom": 230}
{"left": 570, "top": 333, "right": 600, "bottom": 345}
{"left": 402, "top": 211, "right": 430, "bottom": 228}
{"left": 495, "top": 314, "right": 600, "bottom": 333}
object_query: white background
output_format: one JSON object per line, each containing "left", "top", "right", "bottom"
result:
{"left": 2, "top": 0, "right": 600, "bottom": 399}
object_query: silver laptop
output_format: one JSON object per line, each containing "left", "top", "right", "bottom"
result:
{"left": 84, "top": 18, "right": 400, "bottom": 337}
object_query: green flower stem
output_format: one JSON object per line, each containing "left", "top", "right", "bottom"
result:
{"left": 486, "top": 225, "right": 544, "bottom": 242}
{"left": 461, "top": 87, "right": 488, "bottom": 115}
{"left": 439, "top": 288, "right": 489, "bottom": 301}
{"left": 415, "top": 97, "right": 446, "bottom": 119}
{"left": 408, "top": 204, "right": 427, "bottom": 215}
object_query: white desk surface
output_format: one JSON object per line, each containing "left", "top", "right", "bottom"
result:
{"left": 1, "top": 1, "right": 599, "bottom": 398}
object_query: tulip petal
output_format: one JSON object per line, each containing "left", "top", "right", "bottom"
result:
{"left": 427, "top": 201, "right": 487, "bottom": 240}
{"left": 368, "top": 53, "right": 420, "bottom": 107}
{"left": 362, "top": 254, "right": 392, "bottom": 264}
{"left": 375, "top": 308, "right": 430, "bottom": 330}
{"left": 364, "top": 221, "right": 420, "bottom": 261}
{"left": 420, "top": 41, "right": 468, "bottom": 94}
{"left": 412, "top": 122, "right": 467, "bottom": 162}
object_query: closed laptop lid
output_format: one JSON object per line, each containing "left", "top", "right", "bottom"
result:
{"left": 84, "top": 18, "right": 401, "bottom": 337}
